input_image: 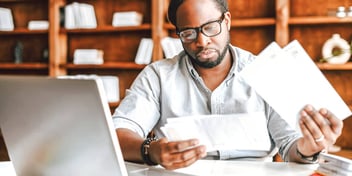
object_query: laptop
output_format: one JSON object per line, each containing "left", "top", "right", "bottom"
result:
{"left": 0, "top": 76, "right": 192, "bottom": 176}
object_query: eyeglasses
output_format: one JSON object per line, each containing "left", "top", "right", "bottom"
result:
{"left": 176, "top": 13, "right": 225, "bottom": 43}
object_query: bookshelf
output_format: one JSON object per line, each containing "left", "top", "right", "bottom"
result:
{"left": 0, "top": 0, "right": 352, "bottom": 161}
{"left": 0, "top": 0, "right": 49, "bottom": 75}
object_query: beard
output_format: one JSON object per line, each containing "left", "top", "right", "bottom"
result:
{"left": 185, "top": 38, "right": 230, "bottom": 69}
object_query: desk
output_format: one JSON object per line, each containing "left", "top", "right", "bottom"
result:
{"left": 174, "top": 160, "right": 318, "bottom": 176}
{"left": 0, "top": 160, "right": 318, "bottom": 176}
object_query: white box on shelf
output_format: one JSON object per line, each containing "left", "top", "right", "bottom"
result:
{"left": 73, "top": 49, "right": 104, "bottom": 65}
{"left": 0, "top": 7, "right": 14, "bottom": 31}
{"left": 161, "top": 37, "right": 183, "bottom": 59}
{"left": 100, "top": 76, "right": 119, "bottom": 103}
{"left": 112, "top": 11, "right": 143, "bottom": 27}
{"left": 57, "top": 74, "right": 119, "bottom": 103}
{"left": 135, "top": 38, "right": 153, "bottom": 65}
{"left": 28, "top": 20, "right": 49, "bottom": 30}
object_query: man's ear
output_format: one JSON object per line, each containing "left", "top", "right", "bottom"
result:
{"left": 224, "top": 12, "right": 231, "bottom": 31}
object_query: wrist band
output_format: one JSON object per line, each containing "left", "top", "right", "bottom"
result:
{"left": 141, "top": 136, "right": 158, "bottom": 165}
{"left": 296, "top": 148, "right": 320, "bottom": 163}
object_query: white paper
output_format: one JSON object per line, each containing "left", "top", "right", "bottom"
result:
{"left": 161, "top": 112, "right": 271, "bottom": 152}
{"left": 238, "top": 40, "right": 351, "bottom": 130}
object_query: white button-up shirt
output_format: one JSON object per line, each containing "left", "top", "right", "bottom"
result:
{"left": 113, "top": 45, "right": 301, "bottom": 161}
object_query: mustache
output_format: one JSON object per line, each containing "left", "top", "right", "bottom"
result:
{"left": 196, "top": 48, "right": 216, "bottom": 57}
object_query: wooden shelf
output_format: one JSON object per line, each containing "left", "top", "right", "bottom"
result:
{"left": 0, "top": 63, "right": 48, "bottom": 69}
{"left": 61, "top": 62, "right": 146, "bottom": 70}
{"left": 0, "top": 28, "right": 48, "bottom": 35}
{"left": 317, "top": 62, "right": 352, "bottom": 71}
{"left": 289, "top": 16, "right": 352, "bottom": 25}
{"left": 163, "top": 18, "right": 276, "bottom": 30}
{"left": 61, "top": 24, "right": 152, "bottom": 34}
{"left": 232, "top": 18, "right": 276, "bottom": 27}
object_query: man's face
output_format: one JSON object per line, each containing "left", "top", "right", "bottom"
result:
{"left": 176, "top": 0, "right": 231, "bottom": 68}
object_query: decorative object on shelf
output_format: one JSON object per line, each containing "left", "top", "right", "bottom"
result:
{"left": 13, "top": 41, "right": 23, "bottom": 64}
{"left": 336, "top": 6, "right": 347, "bottom": 18}
{"left": 0, "top": 7, "right": 14, "bottom": 31}
{"left": 42, "top": 48, "right": 49, "bottom": 63}
{"left": 28, "top": 20, "right": 49, "bottom": 30}
{"left": 64, "top": 2, "right": 97, "bottom": 29}
{"left": 73, "top": 49, "right": 104, "bottom": 64}
{"left": 321, "top": 34, "right": 351, "bottom": 64}
{"left": 112, "top": 11, "right": 143, "bottom": 27}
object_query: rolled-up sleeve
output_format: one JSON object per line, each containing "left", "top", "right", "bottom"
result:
{"left": 112, "top": 65, "right": 161, "bottom": 138}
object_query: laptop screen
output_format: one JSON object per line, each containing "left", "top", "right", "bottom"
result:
{"left": 0, "top": 76, "right": 128, "bottom": 176}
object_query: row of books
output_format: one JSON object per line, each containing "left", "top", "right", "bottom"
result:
{"left": 135, "top": 37, "right": 183, "bottom": 64}
{"left": 72, "top": 36, "right": 183, "bottom": 65}
{"left": 63, "top": 2, "right": 143, "bottom": 29}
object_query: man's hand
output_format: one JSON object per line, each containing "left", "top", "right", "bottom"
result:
{"left": 297, "top": 104, "right": 343, "bottom": 156}
{"left": 149, "top": 138, "right": 207, "bottom": 170}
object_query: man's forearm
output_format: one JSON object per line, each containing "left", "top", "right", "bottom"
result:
{"left": 116, "top": 128, "right": 144, "bottom": 163}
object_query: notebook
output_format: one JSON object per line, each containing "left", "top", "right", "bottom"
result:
{"left": 0, "top": 76, "right": 192, "bottom": 176}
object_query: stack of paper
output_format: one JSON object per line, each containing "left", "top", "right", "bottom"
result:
{"left": 135, "top": 38, "right": 153, "bottom": 65}
{"left": 0, "top": 7, "right": 14, "bottom": 31}
{"left": 161, "top": 37, "right": 183, "bottom": 58}
{"left": 64, "top": 2, "right": 97, "bottom": 29}
{"left": 238, "top": 40, "right": 351, "bottom": 131}
{"left": 315, "top": 153, "right": 352, "bottom": 176}
{"left": 161, "top": 113, "right": 271, "bottom": 152}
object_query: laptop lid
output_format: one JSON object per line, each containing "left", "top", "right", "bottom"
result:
{"left": 0, "top": 76, "right": 128, "bottom": 176}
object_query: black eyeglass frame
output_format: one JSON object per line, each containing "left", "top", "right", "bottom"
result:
{"left": 176, "top": 13, "right": 226, "bottom": 43}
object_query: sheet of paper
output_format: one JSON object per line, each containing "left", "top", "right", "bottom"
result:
{"left": 161, "top": 112, "right": 271, "bottom": 152}
{"left": 238, "top": 40, "right": 351, "bottom": 130}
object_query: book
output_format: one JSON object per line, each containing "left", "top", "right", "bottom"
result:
{"left": 64, "top": 2, "right": 97, "bottom": 29}
{"left": 160, "top": 37, "right": 183, "bottom": 59}
{"left": 0, "top": 7, "right": 14, "bottom": 31}
{"left": 134, "top": 38, "right": 153, "bottom": 65}
{"left": 112, "top": 11, "right": 143, "bottom": 27}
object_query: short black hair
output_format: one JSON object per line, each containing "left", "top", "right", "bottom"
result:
{"left": 167, "top": 0, "right": 229, "bottom": 26}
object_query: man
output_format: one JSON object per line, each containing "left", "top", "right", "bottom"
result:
{"left": 112, "top": 0, "right": 343, "bottom": 170}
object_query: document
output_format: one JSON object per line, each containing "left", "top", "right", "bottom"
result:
{"left": 238, "top": 40, "right": 351, "bottom": 130}
{"left": 161, "top": 112, "right": 271, "bottom": 152}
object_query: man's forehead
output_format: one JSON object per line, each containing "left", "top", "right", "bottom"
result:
{"left": 176, "top": 0, "right": 220, "bottom": 27}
